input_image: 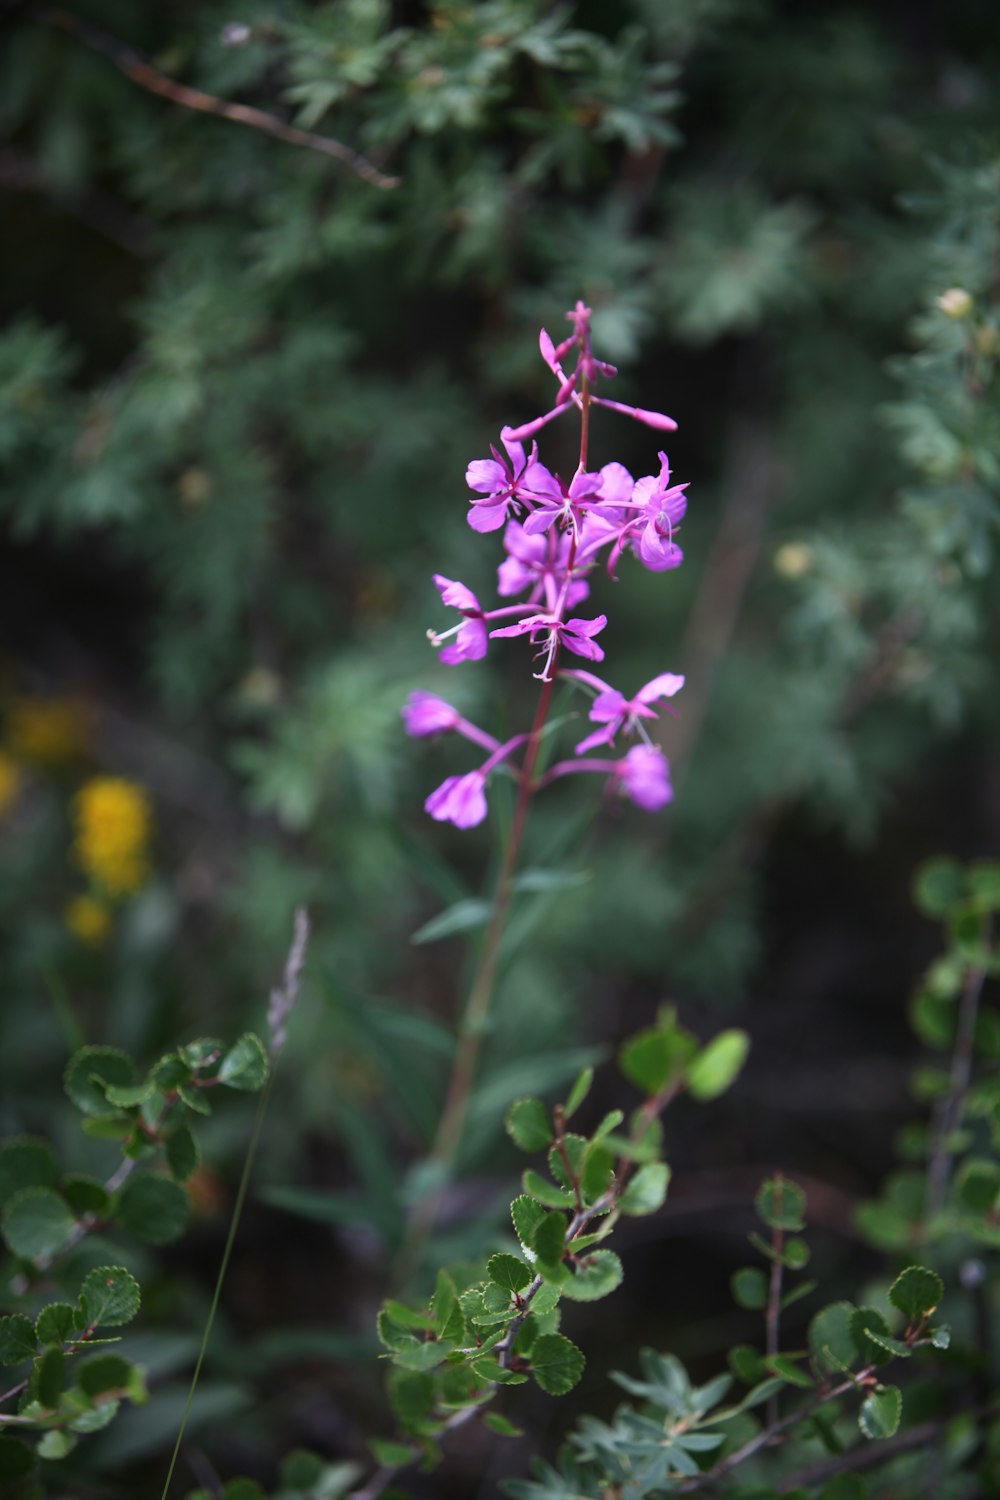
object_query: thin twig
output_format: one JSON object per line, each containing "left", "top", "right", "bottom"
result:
{"left": 16, "top": 4, "right": 399, "bottom": 190}
{"left": 763, "top": 1174, "right": 784, "bottom": 1428}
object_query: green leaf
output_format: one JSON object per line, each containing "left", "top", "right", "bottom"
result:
{"left": 79, "top": 1266, "right": 141, "bottom": 1328}
{"left": 37, "top": 1429, "right": 76, "bottom": 1460}
{"left": 484, "top": 1412, "right": 524, "bottom": 1437}
{"left": 687, "top": 1030, "right": 750, "bottom": 1100}
{"left": 410, "top": 898, "right": 492, "bottom": 945}
{"left": 929, "top": 1324, "right": 951, "bottom": 1349}
{"left": 530, "top": 1333, "right": 585, "bottom": 1395}
{"left": 32, "top": 1346, "right": 65, "bottom": 1408}
{"left": 563, "top": 1067, "right": 593, "bottom": 1120}
{"left": 913, "top": 858, "right": 965, "bottom": 916}
{"left": 858, "top": 1384, "right": 902, "bottom": 1439}
{"left": 2, "top": 1187, "right": 76, "bottom": 1261}
{"left": 969, "top": 861, "right": 1000, "bottom": 905}
{"left": 850, "top": 1308, "right": 894, "bottom": 1366}
{"left": 764, "top": 1354, "right": 814, "bottom": 1388}
{"left": 431, "top": 1270, "right": 464, "bottom": 1344}
{"left": 181, "top": 1038, "right": 224, "bottom": 1068}
{"left": 561, "top": 1249, "right": 623, "bottom": 1302}
{"left": 36, "top": 1303, "right": 81, "bottom": 1347}
{"left": 218, "top": 1033, "right": 269, "bottom": 1091}
{"left": 821, "top": 1477, "right": 867, "bottom": 1500}
{"left": 620, "top": 1023, "right": 694, "bottom": 1096}
{"left": 756, "top": 1176, "right": 806, "bottom": 1231}
{"left": 511, "top": 1195, "right": 547, "bottom": 1251}
{"left": 956, "top": 1159, "right": 1000, "bottom": 1213}
{"left": 620, "top": 1162, "right": 670, "bottom": 1216}
{"left": 388, "top": 1369, "right": 434, "bottom": 1429}
{"left": 221, "top": 1483, "right": 266, "bottom": 1500}
{"left": 177, "top": 1082, "right": 213, "bottom": 1115}
{"left": 783, "top": 1237, "right": 811, "bottom": 1269}
{"left": 0, "top": 1137, "right": 58, "bottom": 1207}
{"left": 0, "top": 1314, "right": 37, "bottom": 1365}
{"left": 548, "top": 1136, "right": 586, "bottom": 1192}
{"left": 809, "top": 1301, "right": 857, "bottom": 1376}
{"left": 533, "top": 1210, "right": 567, "bottom": 1268}
{"left": 487, "top": 1253, "right": 531, "bottom": 1294}
{"left": 728, "top": 1345, "right": 766, "bottom": 1384}
{"left": 102, "top": 1081, "right": 154, "bottom": 1108}
{"left": 369, "top": 1439, "right": 416, "bottom": 1467}
{"left": 580, "top": 1143, "right": 613, "bottom": 1204}
{"left": 64, "top": 1046, "right": 134, "bottom": 1116}
{"left": 76, "top": 1352, "right": 147, "bottom": 1403}
{"left": 61, "top": 1174, "right": 110, "bottom": 1217}
{"left": 166, "top": 1125, "right": 200, "bottom": 1183}
{"left": 522, "top": 1170, "right": 574, "bottom": 1209}
{"left": 0, "top": 1437, "right": 36, "bottom": 1477}
{"left": 505, "top": 1099, "right": 553, "bottom": 1152}
{"left": 115, "top": 1173, "right": 188, "bottom": 1243}
{"left": 888, "top": 1265, "right": 943, "bottom": 1320}
{"left": 731, "top": 1267, "right": 767, "bottom": 1310}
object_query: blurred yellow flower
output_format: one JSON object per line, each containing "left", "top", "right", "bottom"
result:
{"left": 73, "top": 777, "right": 152, "bottom": 894}
{"left": 0, "top": 752, "right": 20, "bottom": 816}
{"left": 7, "top": 696, "right": 90, "bottom": 766}
{"left": 65, "top": 894, "right": 113, "bottom": 946}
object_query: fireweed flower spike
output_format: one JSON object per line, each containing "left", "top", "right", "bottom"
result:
{"left": 412, "top": 298, "right": 688, "bottom": 826}
{"left": 563, "top": 670, "right": 686, "bottom": 754}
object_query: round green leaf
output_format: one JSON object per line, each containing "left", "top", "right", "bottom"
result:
{"left": 561, "top": 1249, "right": 623, "bottom": 1302}
{"left": 783, "top": 1237, "right": 810, "bottom": 1269}
{"left": 115, "top": 1173, "right": 188, "bottom": 1244}
{"left": 505, "top": 1099, "right": 553, "bottom": 1153}
{"left": 64, "top": 1046, "right": 134, "bottom": 1117}
{"left": 849, "top": 1307, "right": 893, "bottom": 1366}
{"left": 218, "top": 1033, "right": 269, "bottom": 1091}
{"left": 0, "top": 1314, "right": 37, "bottom": 1366}
{"left": 0, "top": 1137, "right": 58, "bottom": 1208}
{"left": 0, "top": 1437, "right": 36, "bottom": 1478}
{"left": 533, "top": 1210, "right": 567, "bottom": 1268}
{"left": 487, "top": 1253, "right": 531, "bottom": 1294}
{"left": 687, "top": 1029, "right": 750, "bottom": 1100}
{"left": 731, "top": 1266, "right": 767, "bottom": 1310}
{"left": 859, "top": 1384, "right": 901, "bottom": 1439}
{"left": 755, "top": 1176, "right": 806, "bottom": 1231}
{"left": 36, "top": 1303, "right": 81, "bottom": 1348}
{"left": 61, "top": 1174, "right": 110, "bottom": 1218}
{"left": 76, "top": 1352, "right": 146, "bottom": 1403}
{"left": 956, "top": 1159, "right": 1000, "bottom": 1214}
{"left": 511, "top": 1194, "right": 547, "bottom": 1251}
{"left": 620, "top": 1162, "right": 670, "bottom": 1216}
{"left": 620, "top": 1025, "right": 694, "bottom": 1097}
{"left": 79, "top": 1266, "right": 141, "bottom": 1328}
{"left": 888, "top": 1265, "right": 943, "bottom": 1320}
{"left": 37, "top": 1429, "right": 76, "bottom": 1460}
{"left": 531, "top": 1333, "right": 585, "bottom": 1395}
{"left": 809, "top": 1301, "right": 856, "bottom": 1375}
{"left": 913, "top": 858, "right": 965, "bottom": 917}
{"left": 2, "top": 1187, "right": 76, "bottom": 1262}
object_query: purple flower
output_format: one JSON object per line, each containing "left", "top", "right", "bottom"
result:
{"left": 465, "top": 435, "right": 561, "bottom": 534}
{"left": 566, "top": 670, "right": 685, "bottom": 754}
{"left": 425, "top": 771, "right": 489, "bottom": 828}
{"left": 432, "top": 575, "right": 488, "bottom": 663}
{"left": 624, "top": 452, "right": 688, "bottom": 572}
{"left": 497, "top": 522, "right": 589, "bottom": 609}
{"left": 616, "top": 745, "right": 673, "bottom": 810}
{"left": 490, "top": 612, "right": 607, "bottom": 681}
{"left": 402, "top": 691, "right": 462, "bottom": 736}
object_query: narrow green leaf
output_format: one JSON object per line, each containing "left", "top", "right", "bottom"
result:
{"left": 218, "top": 1033, "right": 269, "bottom": 1091}
{"left": 764, "top": 1354, "right": 814, "bottom": 1388}
{"left": 858, "top": 1384, "right": 902, "bottom": 1439}
{"left": 505, "top": 1099, "right": 553, "bottom": 1153}
{"left": 564, "top": 1067, "right": 593, "bottom": 1120}
{"left": 411, "top": 898, "right": 492, "bottom": 945}
{"left": 484, "top": 1412, "right": 524, "bottom": 1437}
{"left": 2, "top": 1187, "right": 76, "bottom": 1261}
{"left": 687, "top": 1030, "right": 750, "bottom": 1100}
{"left": 166, "top": 1125, "right": 200, "bottom": 1183}
{"left": 531, "top": 1333, "right": 585, "bottom": 1395}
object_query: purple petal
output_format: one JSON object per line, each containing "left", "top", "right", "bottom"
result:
{"left": 565, "top": 614, "right": 607, "bottom": 638}
{"left": 435, "top": 575, "right": 480, "bottom": 612}
{"left": 402, "top": 691, "right": 460, "bottom": 737}
{"left": 502, "top": 403, "right": 573, "bottom": 443}
{"left": 467, "top": 501, "right": 509, "bottom": 533}
{"left": 574, "top": 724, "right": 616, "bottom": 755}
{"left": 440, "top": 618, "right": 487, "bottom": 663}
{"left": 466, "top": 458, "right": 506, "bottom": 494}
{"left": 425, "top": 772, "right": 488, "bottom": 828}
{"left": 589, "top": 688, "right": 627, "bottom": 724}
{"left": 637, "top": 672, "right": 685, "bottom": 704}
{"left": 619, "top": 746, "right": 673, "bottom": 811}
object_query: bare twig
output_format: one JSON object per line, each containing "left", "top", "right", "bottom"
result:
{"left": 926, "top": 933, "right": 991, "bottom": 1219}
{"left": 16, "top": 5, "right": 399, "bottom": 189}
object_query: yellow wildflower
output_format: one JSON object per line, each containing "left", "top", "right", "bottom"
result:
{"left": 0, "top": 752, "right": 20, "bottom": 816}
{"left": 73, "top": 777, "right": 152, "bottom": 894}
{"left": 65, "top": 894, "right": 113, "bottom": 946}
{"left": 7, "top": 696, "right": 91, "bottom": 766}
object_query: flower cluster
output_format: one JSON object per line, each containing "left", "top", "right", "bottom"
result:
{"left": 405, "top": 302, "right": 687, "bottom": 828}
{"left": 73, "top": 776, "right": 152, "bottom": 895}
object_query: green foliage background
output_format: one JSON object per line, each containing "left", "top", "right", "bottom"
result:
{"left": 0, "top": 0, "right": 998, "bottom": 1493}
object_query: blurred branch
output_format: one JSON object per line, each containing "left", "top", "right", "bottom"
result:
{"left": 14, "top": 4, "right": 400, "bottom": 189}
{"left": 926, "top": 933, "right": 990, "bottom": 1219}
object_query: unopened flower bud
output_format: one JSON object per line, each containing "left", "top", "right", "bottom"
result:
{"left": 936, "top": 287, "right": 973, "bottom": 319}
